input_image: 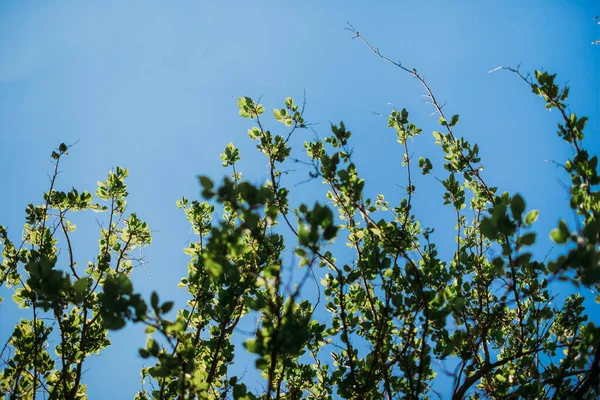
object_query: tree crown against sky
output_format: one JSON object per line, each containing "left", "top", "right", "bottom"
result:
{"left": 1, "top": 2, "right": 600, "bottom": 400}
{"left": 2, "top": 34, "right": 600, "bottom": 400}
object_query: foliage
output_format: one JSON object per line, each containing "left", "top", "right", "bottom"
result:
{"left": 1, "top": 35, "right": 600, "bottom": 400}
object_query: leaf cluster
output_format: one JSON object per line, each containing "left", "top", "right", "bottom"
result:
{"left": 2, "top": 54, "right": 600, "bottom": 400}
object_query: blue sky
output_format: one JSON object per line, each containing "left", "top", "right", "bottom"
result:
{"left": 0, "top": 1, "right": 599, "bottom": 398}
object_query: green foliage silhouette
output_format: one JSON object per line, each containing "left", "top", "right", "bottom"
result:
{"left": 2, "top": 32, "right": 600, "bottom": 399}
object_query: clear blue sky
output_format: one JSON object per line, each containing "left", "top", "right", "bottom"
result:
{"left": 0, "top": 1, "right": 598, "bottom": 398}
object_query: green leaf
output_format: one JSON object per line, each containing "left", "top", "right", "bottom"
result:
{"left": 583, "top": 219, "right": 600, "bottom": 242}
{"left": 244, "top": 338, "right": 259, "bottom": 354}
{"left": 103, "top": 316, "right": 126, "bottom": 330}
{"left": 161, "top": 301, "right": 174, "bottom": 315}
{"left": 525, "top": 210, "right": 539, "bottom": 226}
{"left": 294, "top": 248, "right": 307, "bottom": 258}
{"left": 248, "top": 127, "right": 261, "bottom": 139}
{"left": 198, "top": 176, "right": 214, "bottom": 190}
{"left": 449, "top": 114, "right": 459, "bottom": 127}
{"left": 237, "top": 97, "right": 252, "bottom": 118}
{"left": 323, "top": 226, "right": 338, "bottom": 241}
{"left": 73, "top": 277, "right": 89, "bottom": 294}
{"left": 255, "top": 358, "right": 268, "bottom": 371}
{"left": 206, "top": 258, "right": 223, "bottom": 278}
{"left": 480, "top": 218, "right": 498, "bottom": 240}
{"left": 516, "top": 252, "right": 532, "bottom": 266}
{"left": 151, "top": 292, "right": 159, "bottom": 310}
{"left": 518, "top": 232, "right": 536, "bottom": 247}
{"left": 147, "top": 338, "right": 160, "bottom": 356}
{"left": 220, "top": 142, "right": 240, "bottom": 166}
{"left": 550, "top": 220, "right": 570, "bottom": 244}
{"left": 511, "top": 194, "right": 525, "bottom": 221}
{"left": 496, "top": 216, "right": 516, "bottom": 236}
{"left": 453, "top": 297, "right": 465, "bottom": 311}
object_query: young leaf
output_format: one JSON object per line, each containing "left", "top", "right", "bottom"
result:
{"left": 550, "top": 220, "right": 570, "bottom": 244}
{"left": 525, "top": 210, "right": 539, "bottom": 226}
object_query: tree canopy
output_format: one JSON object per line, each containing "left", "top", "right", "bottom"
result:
{"left": 1, "top": 26, "right": 600, "bottom": 400}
